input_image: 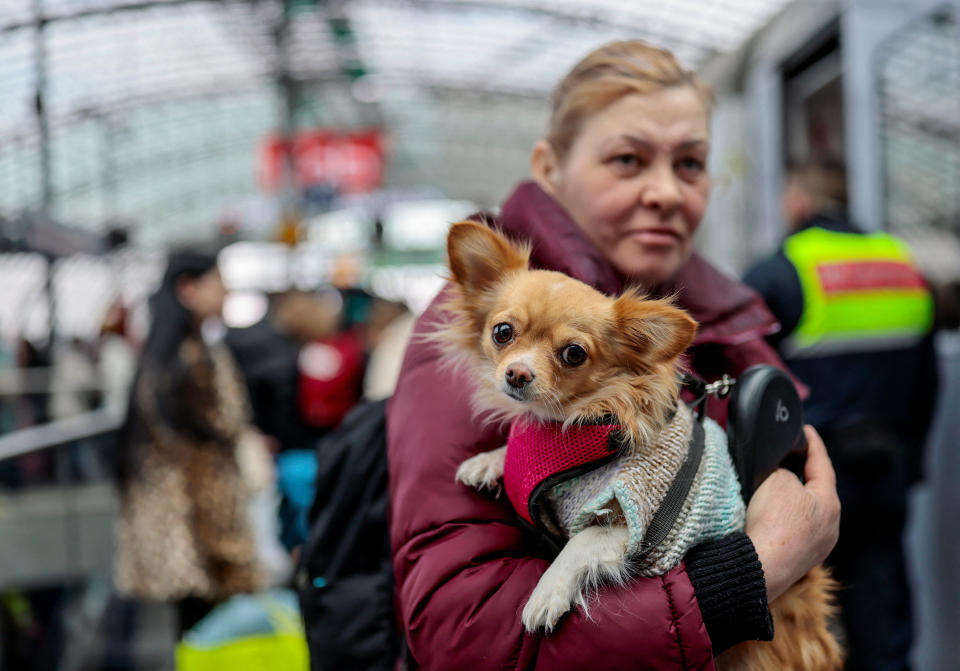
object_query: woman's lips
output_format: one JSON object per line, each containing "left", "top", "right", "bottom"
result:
{"left": 626, "top": 228, "right": 682, "bottom": 247}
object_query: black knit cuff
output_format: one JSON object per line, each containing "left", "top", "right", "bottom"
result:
{"left": 685, "top": 532, "right": 774, "bottom": 654}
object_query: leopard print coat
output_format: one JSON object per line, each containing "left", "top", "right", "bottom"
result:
{"left": 114, "top": 336, "right": 264, "bottom": 600}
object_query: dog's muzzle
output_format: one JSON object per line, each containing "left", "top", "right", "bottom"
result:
{"left": 503, "top": 363, "right": 535, "bottom": 400}
{"left": 505, "top": 363, "right": 534, "bottom": 388}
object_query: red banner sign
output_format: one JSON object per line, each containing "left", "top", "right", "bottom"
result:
{"left": 259, "top": 129, "right": 386, "bottom": 194}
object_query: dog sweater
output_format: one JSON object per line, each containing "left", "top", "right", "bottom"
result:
{"left": 541, "top": 404, "right": 746, "bottom": 576}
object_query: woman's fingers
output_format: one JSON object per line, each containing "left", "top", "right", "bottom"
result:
{"left": 802, "top": 425, "right": 836, "bottom": 491}
{"left": 745, "top": 427, "right": 841, "bottom": 601}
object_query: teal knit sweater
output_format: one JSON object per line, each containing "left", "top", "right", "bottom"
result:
{"left": 543, "top": 403, "right": 746, "bottom": 575}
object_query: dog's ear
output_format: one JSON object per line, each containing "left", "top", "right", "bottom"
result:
{"left": 447, "top": 221, "right": 529, "bottom": 295}
{"left": 613, "top": 292, "right": 697, "bottom": 364}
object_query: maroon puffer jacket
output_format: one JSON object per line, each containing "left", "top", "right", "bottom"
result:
{"left": 387, "top": 182, "right": 787, "bottom": 670}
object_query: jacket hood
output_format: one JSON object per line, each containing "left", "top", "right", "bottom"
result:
{"left": 497, "top": 181, "right": 780, "bottom": 347}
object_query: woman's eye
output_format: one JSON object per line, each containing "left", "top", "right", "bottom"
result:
{"left": 560, "top": 344, "right": 587, "bottom": 366}
{"left": 676, "top": 157, "right": 705, "bottom": 178}
{"left": 611, "top": 154, "right": 639, "bottom": 168}
{"left": 492, "top": 323, "right": 513, "bottom": 345}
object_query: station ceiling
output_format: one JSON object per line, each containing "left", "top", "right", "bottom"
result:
{"left": 0, "top": 0, "right": 793, "bottom": 247}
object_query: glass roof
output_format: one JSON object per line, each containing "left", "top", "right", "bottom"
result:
{"left": 0, "top": 0, "right": 794, "bottom": 248}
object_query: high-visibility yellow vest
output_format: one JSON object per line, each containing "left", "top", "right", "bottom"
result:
{"left": 781, "top": 226, "right": 933, "bottom": 358}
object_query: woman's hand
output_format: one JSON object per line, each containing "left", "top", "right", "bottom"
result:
{"left": 745, "top": 425, "right": 841, "bottom": 602}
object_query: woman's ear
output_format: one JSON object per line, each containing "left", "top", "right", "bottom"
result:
{"left": 530, "top": 139, "right": 560, "bottom": 197}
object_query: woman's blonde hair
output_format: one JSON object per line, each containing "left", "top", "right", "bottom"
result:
{"left": 546, "top": 40, "right": 713, "bottom": 162}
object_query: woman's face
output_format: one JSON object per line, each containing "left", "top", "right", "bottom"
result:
{"left": 536, "top": 87, "right": 711, "bottom": 286}
{"left": 177, "top": 268, "right": 227, "bottom": 321}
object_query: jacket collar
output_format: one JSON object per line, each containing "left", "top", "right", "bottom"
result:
{"left": 792, "top": 212, "right": 859, "bottom": 236}
{"left": 497, "top": 181, "right": 779, "bottom": 346}
{"left": 498, "top": 181, "right": 623, "bottom": 295}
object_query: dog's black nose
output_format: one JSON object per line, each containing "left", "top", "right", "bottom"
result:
{"left": 505, "top": 364, "right": 534, "bottom": 389}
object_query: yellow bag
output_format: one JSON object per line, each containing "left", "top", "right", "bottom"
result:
{"left": 176, "top": 633, "right": 307, "bottom": 671}
{"left": 175, "top": 590, "right": 308, "bottom": 671}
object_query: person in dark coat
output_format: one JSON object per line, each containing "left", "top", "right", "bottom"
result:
{"left": 225, "top": 289, "right": 343, "bottom": 550}
{"left": 387, "top": 41, "right": 841, "bottom": 669}
{"left": 743, "top": 159, "right": 938, "bottom": 671}
{"left": 225, "top": 290, "right": 340, "bottom": 452}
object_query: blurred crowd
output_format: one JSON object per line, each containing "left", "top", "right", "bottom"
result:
{"left": 0, "top": 251, "right": 415, "bottom": 670}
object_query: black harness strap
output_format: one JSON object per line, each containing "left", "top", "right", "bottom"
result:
{"left": 634, "top": 416, "right": 706, "bottom": 561}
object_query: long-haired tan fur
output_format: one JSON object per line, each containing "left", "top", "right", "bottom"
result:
{"left": 428, "top": 221, "right": 695, "bottom": 450}
{"left": 720, "top": 564, "right": 844, "bottom": 670}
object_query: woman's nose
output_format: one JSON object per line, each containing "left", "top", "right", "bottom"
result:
{"left": 640, "top": 163, "right": 682, "bottom": 212}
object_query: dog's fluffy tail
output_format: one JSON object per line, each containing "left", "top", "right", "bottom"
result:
{"left": 717, "top": 563, "right": 844, "bottom": 671}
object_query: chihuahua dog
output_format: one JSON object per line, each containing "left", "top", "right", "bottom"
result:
{"left": 434, "top": 221, "right": 842, "bottom": 670}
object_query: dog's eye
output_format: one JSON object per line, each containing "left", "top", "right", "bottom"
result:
{"left": 492, "top": 323, "right": 513, "bottom": 345}
{"left": 560, "top": 344, "right": 587, "bottom": 366}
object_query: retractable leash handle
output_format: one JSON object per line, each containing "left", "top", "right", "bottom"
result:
{"left": 683, "top": 365, "right": 807, "bottom": 503}
{"left": 724, "top": 365, "right": 808, "bottom": 502}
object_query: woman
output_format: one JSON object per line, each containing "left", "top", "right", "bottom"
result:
{"left": 114, "top": 250, "right": 263, "bottom": 634}
{"left": 387, "top": 41, "right": 841, "bottom": 669}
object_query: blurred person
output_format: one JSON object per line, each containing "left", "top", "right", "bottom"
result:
{"left": 0, "top": 335, "right": 15, "bottom": 435}
{"left": 48, "top": 337, "right": 101, "bottom": 421}
{"left": 226, "top": 290, "right": 340, "bottom": 453}
{"left": 97, "top": 299, "right": 138, "bottom": 414}
{"left": 0, "top": 338, "right": 54, "bottom": 487}
{"left": 15, "top": 337, "right": 50, "bottom": 428}
{"left": 113, "top": 250, "right": 266, "bottom": 637}
{"left": 296, "top": 287, "right": 368, "bottom": 437}
{"left": 384, "top": 40, "right": 841, "bottom": 668}
{"left": 362, "top": 297, "right": 415, "bottom": 401}
{"left": 0, "top": 338, "right": 73, "bottom": 671}
{"left": 743, "top": 159, "right": 938, "bottom": 671}
{"left": 48, "top": 335, "right": 118, "bottom": 485}
{"left": 226, "top": 289, "right": 341, "bottom": 551}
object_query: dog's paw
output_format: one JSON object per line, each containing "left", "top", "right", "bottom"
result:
{"left": 455, "top": 446, "right": 506, "bottom": 490}
{"left": 522, "top": 581, "right": 574, "bottom": 633}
